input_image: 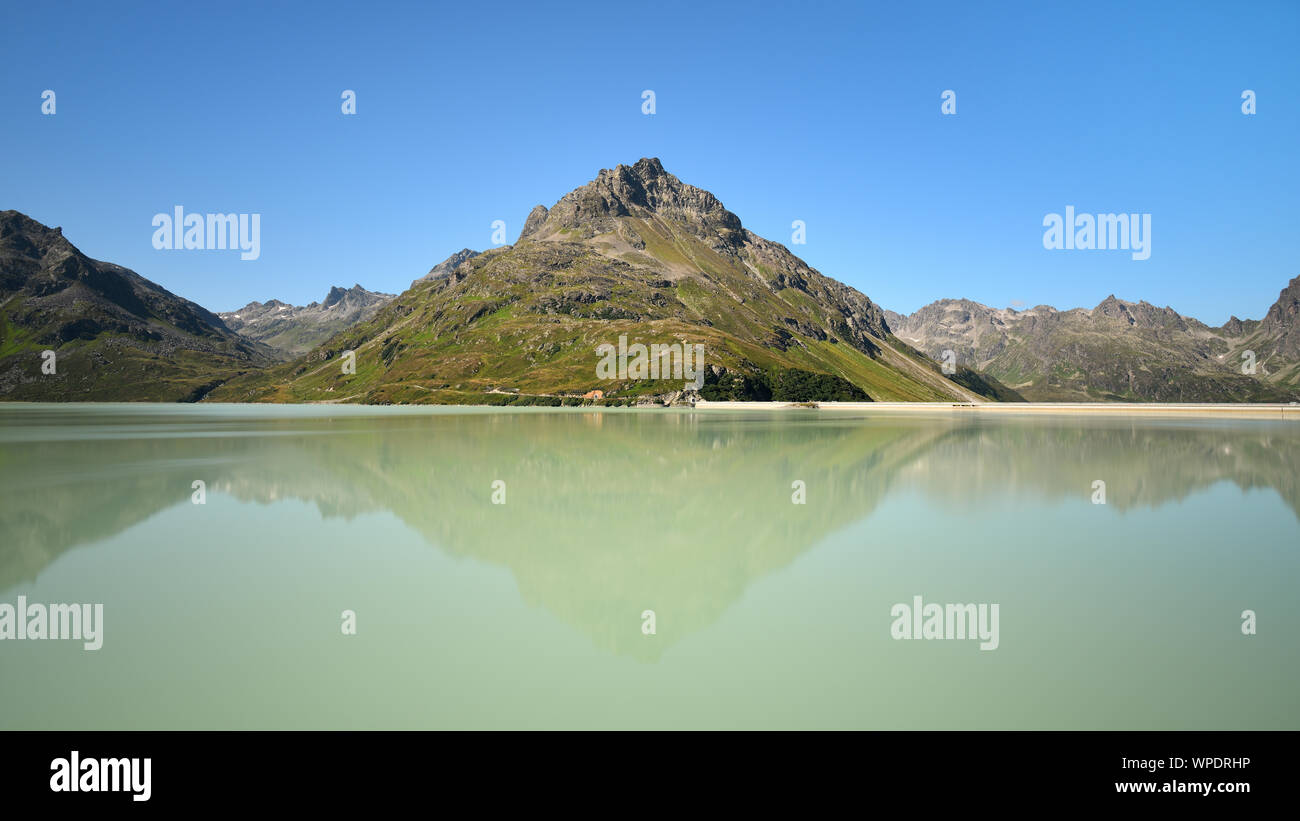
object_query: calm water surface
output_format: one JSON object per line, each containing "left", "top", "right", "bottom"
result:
{"left": 1, "top": 404, "right": 1296, "bottom": 729}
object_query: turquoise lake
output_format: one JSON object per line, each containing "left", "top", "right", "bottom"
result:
{"left": 1, "top": 404, "right": 1296, "bottom": 729}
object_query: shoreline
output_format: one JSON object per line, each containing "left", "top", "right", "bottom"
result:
{"left": 1, "top": 400, "right": 1298, "bottom": 419}
{"left": 694, "top": 400, "right": 1300, "bottom": 418}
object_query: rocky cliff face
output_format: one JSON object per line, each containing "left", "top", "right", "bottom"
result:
{"left": 1255, "top": 276, "right": 1300, "bottom": 357}
{"left": 1222, "top": 275, "right": 1300, "bottom": 386}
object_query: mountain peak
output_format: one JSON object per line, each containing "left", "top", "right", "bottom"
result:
{"left": 415, "top": 248, "right": 480, "bottom": 286}
{"left": 631, "top": 156, "right": 666, "bottom": 176}
{"left": 1264, "top": 274, "right": 1300, "bottom": 318}
{"left": 1257, "top": 274, "right": 1300, "bottom": 355}
{"left": 519, "top": 157, "right": 744, "bottom": 247}
{"left": 321, "top": 283, "right": 389, "bottom": 309}
{"left": 519, "top": 206, "right": 549, "bottom": 240}
{"left": 595, "top": 156, "right": 669, "bottom": 187}
{"left": 0, "top": 209, "right": 46, "bottom": 233}
{"left": 1, "top": 209, "right": 75, "bottom": 260}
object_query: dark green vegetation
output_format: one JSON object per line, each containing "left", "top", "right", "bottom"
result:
{"left": 698, "top": 367, "right": 869, "bottom": 402}
{"left": 0, "top": 210, "right": 270, "bottom": 401}
{"left": 888, "top": 284, "right": 1300, "bottom": 403}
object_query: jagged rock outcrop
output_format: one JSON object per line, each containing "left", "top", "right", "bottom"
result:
{"left": 412, "top": 248, "right": 479, "bottom": 287}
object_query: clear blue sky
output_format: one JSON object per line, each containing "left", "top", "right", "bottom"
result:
{"left": 2, "top": 0, "right": 1296, "bottom": 323}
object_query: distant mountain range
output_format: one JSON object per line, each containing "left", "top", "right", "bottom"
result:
{"left": 219, "top": 285, "right": 394, "bottom": 359}
{"left": 886, "top": 279, "right": 1300, "bottom": 402}
{"left": 2, "top": 160, "right": 1297, "bottom": 404}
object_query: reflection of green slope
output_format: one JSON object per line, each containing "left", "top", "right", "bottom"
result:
{"left": 0, "top": 410, "right": 946, "bottom": 660}
{"left": 0, "top": 439, "right": 197, "bottom": 589}
{"left": 1, "top": 408, "right": 1297, "bottom": 660}
{"left": 251, "top": 412, "right": 949, "bottom": 660}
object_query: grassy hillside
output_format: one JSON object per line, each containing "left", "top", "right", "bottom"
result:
{"left": 210, "top": 160, "right": 1013, "bottom": 405}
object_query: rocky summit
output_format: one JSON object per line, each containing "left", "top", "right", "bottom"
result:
{"left": 209, "top": 158, "right": 1012, "bottom": 405}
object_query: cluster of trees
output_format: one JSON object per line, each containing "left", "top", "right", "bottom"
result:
{"left": 699, "top": 368, "right": 869, "bottom": 402}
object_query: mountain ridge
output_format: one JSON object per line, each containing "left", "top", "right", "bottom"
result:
{"left": 0, "top": 209, "right": 271, "bottom": 401}
{"left": 219, "top": 284, "right": 395, "bottom": 359}
{"left": 887, "top": 280, "right": 1300, "bottom": 402}
{"left": 6, "top": 159, "right": 1297, "bottom": 406}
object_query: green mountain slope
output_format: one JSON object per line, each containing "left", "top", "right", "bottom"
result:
{"left": 210, "top": 159, "right": 1014, "bottom": 404}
